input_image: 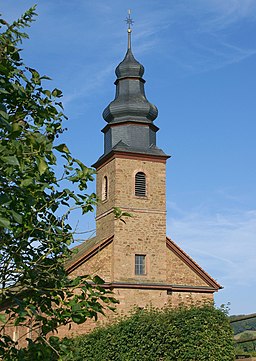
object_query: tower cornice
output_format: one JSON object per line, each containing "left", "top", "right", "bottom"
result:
{"left": 92, "top": 149, "right": 170, "bottom": 170}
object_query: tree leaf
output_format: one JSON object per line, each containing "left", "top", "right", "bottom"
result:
{"left": 37, "top": 157, "right": 48, "bottom": 175}
{"left": 10, "top": 210, "right": 23, "bottom": 224}
{"left": 0, "top": 194, "right": 10, "bottom": 205}
{"left": 0, "top": 216, "right": 11, "bottom": 229}
{"left": 0, "top": 314, "right": 6, "bottom": 323}
{"left": 52, "top": 88, "right": 62, "bottom": 97}
{"left": 1, "top": 155, "right": 20, "bottom": 166}
{"left": 0, "top": 110, "right": 9, "bottom": 120}
{"left": 54, "top": 143, "right": 70, "bottom": 154}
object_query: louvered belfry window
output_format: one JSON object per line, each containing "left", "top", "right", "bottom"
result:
{"left": 135, "top": 172, "right": 146, "bottom": 197}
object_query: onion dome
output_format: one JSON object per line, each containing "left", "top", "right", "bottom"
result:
{"left": 115, "top": 48, "right": 144, "bottom": 78}
{"left": 102, "top": 27, "right": 158, "bottom": 124}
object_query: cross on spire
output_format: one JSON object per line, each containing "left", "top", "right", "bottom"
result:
{"left": 125, "top": 9, "right": 134, "bottom": 31}
{"left": 125, "top": 9, "right": 134, "bottom": 49}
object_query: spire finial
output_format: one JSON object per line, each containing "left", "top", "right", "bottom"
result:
{"left": 125, "top": 9, "right": 134, "bottom": 49}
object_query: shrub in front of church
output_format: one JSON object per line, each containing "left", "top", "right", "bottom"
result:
{"left": 63, "top": 303, "right": 235, "bottom": 360}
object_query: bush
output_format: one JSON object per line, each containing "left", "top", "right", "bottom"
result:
{"left": 64, "top": 304, "right": 235, "bottom": 361}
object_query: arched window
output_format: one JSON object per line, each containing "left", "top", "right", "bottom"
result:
{"left": 135, "top": 172, "right": 146, "bottom": 197}
{"left": 102, "top": 176, "right": 108, "bottom": 201}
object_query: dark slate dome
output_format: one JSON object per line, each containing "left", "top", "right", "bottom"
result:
{"left": 103, "top": 46, "right": 158, "bottom": 124}
{"left": 115, "top": 48, "right": 144, "bottom": 78}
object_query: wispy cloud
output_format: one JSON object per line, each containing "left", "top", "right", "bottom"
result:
{"left": 167, "top": 191, "right": 256, "bottom": 313}
{"left": 197, "top": 0, "right": 256, "bottom": 31}
{"left": 167, "top": 203, "right": 256, "bottom": 288}
{"left": 178, "top": 39, "right": 256, "bottom": 73}
{"left": 160, "top": 0, "right": 256, "bottom": 73}
{"left": 62, "top": 64, "right": 114, "bottom": 107}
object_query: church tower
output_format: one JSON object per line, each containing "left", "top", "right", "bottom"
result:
{"left": 66, "top": 15, "right": 221, "bottom": 320}
{"left": 92, "top": 17, "right": 170, "bottom": 292}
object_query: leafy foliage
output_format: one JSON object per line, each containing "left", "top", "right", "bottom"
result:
{"left": 64, "top": 304, "right": 235, "bottom": 361}
{"left": 0, "top": 7, "right": 117, "bottom": 360}
{"left": 234, "top": 331, "right": 256, "bottom": 357}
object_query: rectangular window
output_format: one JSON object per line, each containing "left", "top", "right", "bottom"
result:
{"left": 135, "top": 254, "right": 146, "bottom": 275}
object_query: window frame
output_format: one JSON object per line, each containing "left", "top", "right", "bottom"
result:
{"left": 135, "top": 254, "right": 146, "bottom": 275}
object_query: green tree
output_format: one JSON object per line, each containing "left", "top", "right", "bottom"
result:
{"left": 0, "top": 7, "right": 117, "bottom": 360}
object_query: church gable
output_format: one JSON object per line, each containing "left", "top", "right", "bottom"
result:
{"left": 166, "top": 237, "right": 221, "bottom": 291}
{"left": 66, "top": 236, "right": 113, "bottom": 282}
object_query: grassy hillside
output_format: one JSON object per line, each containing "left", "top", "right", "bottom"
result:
{"left": 230, "top": 315, "right": 256, "bottom": 335}
{"left": 234, "top": 330, "right": 256, "bottom": 341}
{"left": 231, "top": 315, "right": 256, "bottom": 356}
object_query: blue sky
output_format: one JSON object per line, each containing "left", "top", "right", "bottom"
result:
{"left": 1, "top": 0, "right": 256, "bottom": 316}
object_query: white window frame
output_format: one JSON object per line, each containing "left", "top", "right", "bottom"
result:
{"left": 135, "top": 254, "right": 146, "bottom": 275}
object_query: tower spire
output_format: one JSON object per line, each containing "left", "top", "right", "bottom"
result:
{"left": 93, "top": 10, "right": 169, "bottom": 167}
{"left": 125, "top": 9, "right": 134, "bottom": 50}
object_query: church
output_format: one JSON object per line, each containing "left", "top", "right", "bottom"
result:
{"left": 65, "top": 18, "right": 221, "bottom": 334}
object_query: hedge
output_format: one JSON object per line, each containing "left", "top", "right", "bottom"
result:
{"left": 63, "top": 303, "right": 235, "bottom": 361}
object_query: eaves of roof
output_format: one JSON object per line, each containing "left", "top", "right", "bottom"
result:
{"left": 92, "top": 148, "right": 169, "bottom": 170}
{"left": 101, "top": 282, "right": 217, "bottom": 293}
